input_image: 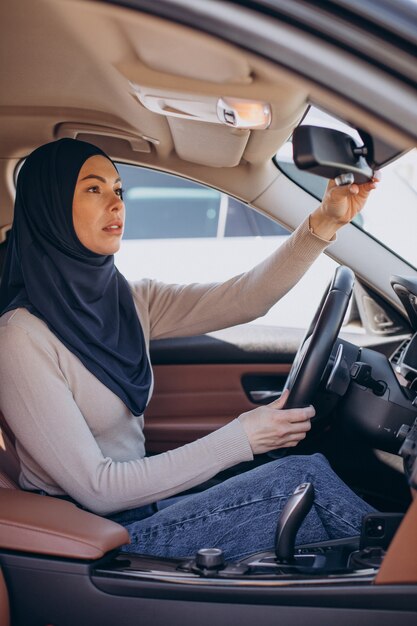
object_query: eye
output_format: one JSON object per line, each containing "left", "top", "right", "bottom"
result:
{"left": 115, "top": 187, "right": 124, "bottom": 200}
{"left": 87, "top": 185, "right": 100, "bottom": 193}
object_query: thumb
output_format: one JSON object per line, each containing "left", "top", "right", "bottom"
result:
{"left": 269, "top": 388, "right": 289, "bottom": 409}
{"left": 348, "top": 183, "right": 359, "bottom": 195}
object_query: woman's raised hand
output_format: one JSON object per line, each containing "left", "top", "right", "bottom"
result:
{"left": 309, "top": 173, "right": 380, "bottom": 241}
{"left": 238, "top": 389, "right": 314, "bottom": 454}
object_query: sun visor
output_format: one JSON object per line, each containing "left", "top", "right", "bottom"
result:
{"left": 167, "top": 118, "right": 250, "bottom": 168}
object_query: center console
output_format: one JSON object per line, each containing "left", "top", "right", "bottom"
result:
{"left": 1, "top": 488, "right": 416, "bottom": 626}
{"left": 93, "top": 535, "right": 373, "bottom": 586}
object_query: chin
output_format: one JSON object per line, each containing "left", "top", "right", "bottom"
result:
{"left": 94, "top": 240, "right": 122, "bottom": 256}
{"left": 105, "top": 246, "right": 121, "bottom": 256}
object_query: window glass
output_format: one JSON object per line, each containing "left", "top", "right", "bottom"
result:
{"left": 224, "top": 198, "right": 288, "bottom": 237}
{"left": 120, "top": 167, "right": 221, "bottom": 239}
{"left": 275, "top": 107, "right": 417, "bottom": 268}
{"left": 358, "top": 149, "right": 417, "bottom": 267}
{"left": 115, "top": 163, "right": 337, "bottom": 329}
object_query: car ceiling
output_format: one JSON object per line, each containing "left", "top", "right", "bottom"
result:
{"left": 0, "top": 0, "right": 314, "bottom": 225}
{"left": 2, "top": 1, "right": 415, "bottom": 213}
{"left": 1, "top": 0, "right": 416, "bottom": 313}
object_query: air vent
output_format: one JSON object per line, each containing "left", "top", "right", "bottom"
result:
{"left": 391, "top": 338, "right": 411, "bottom": 365}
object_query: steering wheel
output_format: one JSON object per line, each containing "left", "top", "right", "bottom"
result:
{"left": 284, "top": 265, "right": 355, "bottom": 410}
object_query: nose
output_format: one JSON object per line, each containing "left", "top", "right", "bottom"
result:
{"left": 109, "top": 194, "right": 124, "bottom": 212}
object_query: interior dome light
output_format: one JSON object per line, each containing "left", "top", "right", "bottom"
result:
{"left": 217, "top": 97, "right": 271, "bottom": 129}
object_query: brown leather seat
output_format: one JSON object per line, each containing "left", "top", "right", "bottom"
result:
{"left": 0, "top": 410, "right": 127, "bottom": 625}
{"left": 0, "top": 413, "right": 17, "bottom": 626}
{"left": 0, "top": 411, "right": 19, "bottom": 489}
{"left": 0, "top": 411, "right": 129, "bottom": 559}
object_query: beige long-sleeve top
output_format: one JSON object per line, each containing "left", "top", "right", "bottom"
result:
{"left": 0, "top": 218, "right": 331, "bottom": 515}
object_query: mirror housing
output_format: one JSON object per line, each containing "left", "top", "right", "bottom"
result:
{"left": 292, "top": 125, "right": 373, "bottom": 183}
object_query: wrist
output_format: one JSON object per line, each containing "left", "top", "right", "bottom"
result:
{"left": 309, "top": 207, "right": 341, "bottom": 242}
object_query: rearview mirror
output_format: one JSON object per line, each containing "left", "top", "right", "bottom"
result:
{"left": 292, "top": 125, "right": 373, "bottom": 184}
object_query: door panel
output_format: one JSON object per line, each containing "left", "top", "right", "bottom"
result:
{"left": 145, "top": 326, "right": 299, "bottom": 452}
{"left": 144, "top": 363, "right": 290, "bottom": 452}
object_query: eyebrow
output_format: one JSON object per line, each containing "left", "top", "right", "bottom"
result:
{"left": 80, "top": 174, "right": 121, "bottom": 184}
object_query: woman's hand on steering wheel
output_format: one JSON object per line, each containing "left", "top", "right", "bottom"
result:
{"left": 238, "top": 389, "right": 315, "bottom": 455}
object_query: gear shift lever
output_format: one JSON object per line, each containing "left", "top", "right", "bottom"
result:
{"left": 275, "top": 482, "right": 315, "bottom": 563}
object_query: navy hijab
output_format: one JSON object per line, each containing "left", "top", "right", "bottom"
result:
{"left": 0, "top": 138, "right": 151, "bottom": 416}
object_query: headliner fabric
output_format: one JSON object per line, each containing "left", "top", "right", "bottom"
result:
{"left": 0, "top": 138, "right": 151, "bottom": 416}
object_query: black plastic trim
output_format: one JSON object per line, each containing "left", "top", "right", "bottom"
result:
{"left": 150, "top": 326, "right": 303, "bottom": 365}
{"left": 227, "top": 0, "right": 417, "bottom": 85}
{"left": 2, "top": 548, "right": 417, "bottom": 626}
{"left": 2, "top": 550, "right": 417, "bottom": 613}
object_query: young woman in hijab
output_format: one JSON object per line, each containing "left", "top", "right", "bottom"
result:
{"left": 0, "top": 138, "right": 379, "bottom": 560}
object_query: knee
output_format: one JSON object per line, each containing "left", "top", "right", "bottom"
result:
{"left": 309, "top": 452, "right": 330, "bottom": 469}
{"left": 272, "top": 453, "right": 330, "bottom": 478}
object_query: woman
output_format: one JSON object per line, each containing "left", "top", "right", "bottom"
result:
{"left": 0, "top": 138, "right": 378, "bottom": 561}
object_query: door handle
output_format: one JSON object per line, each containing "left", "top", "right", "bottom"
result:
{"left": 249, "top": 390, "right": 282, "bottom": 403}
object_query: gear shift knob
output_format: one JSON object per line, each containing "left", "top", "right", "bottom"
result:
{"left": 275, "top": 482, "right": 315, "bottom": 563}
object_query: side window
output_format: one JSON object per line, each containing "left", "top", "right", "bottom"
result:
{"left": 224, "top": 198, "right": 288, "bottom": 237}
{"left": 121, "top": 168, "right": 221, "bottom": 240}
{"left": 115, "top": 163, "right": 336, "bottom": 329}
{"left": 118, "top": 164, "right": 288, "bottom": 240}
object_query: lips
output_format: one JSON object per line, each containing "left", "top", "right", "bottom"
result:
{"left": 103, "top": 221, "right": 123, "bottom": 233}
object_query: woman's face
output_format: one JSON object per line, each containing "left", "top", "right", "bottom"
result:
{"left": 72, "top": 155, "right": 125, "bottom": 255}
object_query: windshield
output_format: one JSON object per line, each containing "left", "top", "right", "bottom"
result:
{"left": 276, "top": 108, "right": 417, "bottom": 269}
{"left": 359, "top": 148, "right": 417, "bottom": 267}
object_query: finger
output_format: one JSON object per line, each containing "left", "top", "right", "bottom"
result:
{"left": 287, "top": 418, "right": 312, "bottom": 433}
{"left": 287, "top": 430, "right": 308, "bottom": 442}
{"left": 278, "top": 417, "right": 312, "bottom": 437}
{"left": 331, "top": 177, "right": 375, "bottom": 196}
{"left": 269, "top": 388, "right": 289, "bottom": 409}
{"left": 356, "top": 173, "right": 381, "bottom": 191}
{"left": 327, "top": 181, "right": 358, "bottom": 201}
{"left": 269, "top": 417, "right": 311, "bottom": 443}
{"left": 284, "top": 405, "right": 315, "bottom": 422}
{"left": 359, "top": 179, "right": 377, "bottom": 190}
{"left": 279, "top": 432, "right": 307, "bottom": 447}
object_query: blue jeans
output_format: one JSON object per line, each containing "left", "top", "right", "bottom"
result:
{"left": 116, "top": 454, "right": 375, "bottom": 561}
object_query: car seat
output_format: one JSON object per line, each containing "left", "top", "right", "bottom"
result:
{"left": 0, "top": 410, "right": 129, "bottom": 624}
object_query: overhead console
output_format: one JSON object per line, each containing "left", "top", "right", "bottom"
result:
{"left": 111, "top": 10, "right": 308, "bottom": 167}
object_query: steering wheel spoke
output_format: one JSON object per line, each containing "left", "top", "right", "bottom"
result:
{"left": 284, "top": 266, "right": 355, "bottom": 410}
